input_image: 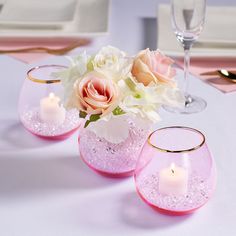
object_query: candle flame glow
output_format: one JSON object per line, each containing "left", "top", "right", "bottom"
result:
{"left": 49, "top": 93, "right": 55, "bottom": 99}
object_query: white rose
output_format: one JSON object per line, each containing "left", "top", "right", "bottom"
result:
{"left": 56, "top": 52, "right": 91, "bottom": 101}
{"left": 93, "top": 45, "right": 132, "bottom": 81}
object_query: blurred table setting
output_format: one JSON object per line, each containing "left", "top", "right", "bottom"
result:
{"left": 0, "top": 0, "right": 109, "bottom": 62}
{"left": 0, "top": 0, "right": 236, "bottom": 236}
{"left": 158, "top": 4, "right": 236, "bottom": 93}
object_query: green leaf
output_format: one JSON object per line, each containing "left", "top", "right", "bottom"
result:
{"left": 87, "top": 57, "right": 94, "bottom": 71}
{"left": 79, "top": 111, "right": 87, "bottom": 118}
{"left": 134, "top": 93, "right": 141, "bottom": 99}
{"left": 84, "top": 120, "right": 91, "bottom": 128}
{"left": 90, "top": 114, "right": 101, "bottom": 121}
{"left": 84, "top": 114, "right": 100, "bottom": 128}
{"left": 112, "top": 107, "right": 125, "bottom": 116}
{"left": 125, "top": 77, "right": 136, "bottom": 92}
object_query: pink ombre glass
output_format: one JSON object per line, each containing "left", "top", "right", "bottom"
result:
{"left": 18, "top": 65, "right": 81, "bottom": 140}
{"left": 78, "top": 119, "right": 150, "bottom": 178}
{"left": 134, "top": 126, "right": 216, "bottom": 215}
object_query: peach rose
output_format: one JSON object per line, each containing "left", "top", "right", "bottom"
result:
{"left": 131, "top": 49, "right": 176, "bottom": 86}
{"left": 68, "top": 72, "right": 119, "bottom": 116}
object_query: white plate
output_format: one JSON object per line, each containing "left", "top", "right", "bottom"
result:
{"left": 0, "top": 0, "right": 110, "bottom": 38}
{"left": 157, "top": 4, "right": 236, "bottom": 58}
{"left": 0, "top": 0, "right": 77, "bottom": 27}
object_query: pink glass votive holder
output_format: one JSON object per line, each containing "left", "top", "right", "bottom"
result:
{"left": 134, "top": 126, "right": 217, "bottom": 215}
{"left": 78, "top": 119, "right": 150, "bottom": 178}
{"left": 18, "top": 65, "right": 81, "bottom": 140}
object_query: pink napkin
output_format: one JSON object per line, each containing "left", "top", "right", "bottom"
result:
{"left": 0, "top": 38, "right": 83, "bottom": 64}
{"left": 176, "top": 58, "right": 236, "bottom": 93}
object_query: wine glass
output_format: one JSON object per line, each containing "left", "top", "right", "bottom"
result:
{"left": 164, "top": 0, "right": 207, "bottom": 114}
{"left": 134, "top": 126, "right": 216, "bottom": 215}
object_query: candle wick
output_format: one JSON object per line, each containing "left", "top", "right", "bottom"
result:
{"left": 171, "top": 168, "right": 174, "bottom": 174}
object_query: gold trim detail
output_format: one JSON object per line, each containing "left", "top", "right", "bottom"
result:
{"left": 147, "top": 126, "right": 205, "bottom": 153}
{"left": 27, "top": 65, "right": 67, "bottom": 84}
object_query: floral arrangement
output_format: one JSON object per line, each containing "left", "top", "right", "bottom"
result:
{"left": 57, "top": 46, "right": 183, "bottom": 143}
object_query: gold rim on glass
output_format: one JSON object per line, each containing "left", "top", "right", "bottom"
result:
{"left": 148, "top": 126, "right": 205, "bottom": 153}
{"left": 27, "top": 65, "right": 67, "bottom": 84}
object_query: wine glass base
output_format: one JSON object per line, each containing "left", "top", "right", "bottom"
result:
{"left": 163, "top": 94, "right": 207, "bottom": 114}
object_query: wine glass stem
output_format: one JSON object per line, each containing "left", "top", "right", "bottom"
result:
{"left": 184, "top": 48, "right": 191, "bottom": 102}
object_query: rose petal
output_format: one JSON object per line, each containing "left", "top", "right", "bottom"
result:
{"left": 86, "top": 85, "right": 108, "bottom": 102}
{"left": 84, "top": 96, "right": 110, "bottom": 109}
{"left": 68, "top": 71, "right": 120, "bottom": 116}
{"left": 153, "top": 71, "right": 176, "bottom": 86}
{"left": 132, "top": 48, "right": 176, "bottom": 86}
{"left": 132, "top": 59, "right": 157, "bottom": 85}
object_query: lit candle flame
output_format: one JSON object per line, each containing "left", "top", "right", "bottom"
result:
{"left": 49, "top": 92, "right": 55, "bottom": 100}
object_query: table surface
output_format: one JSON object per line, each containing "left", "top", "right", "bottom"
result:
{"left": 1, "top": 0, "right": 236, "bottom": 235}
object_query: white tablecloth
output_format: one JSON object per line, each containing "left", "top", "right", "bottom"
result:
{"left": 0, "top": 0, "right": 236, "bottom": 235}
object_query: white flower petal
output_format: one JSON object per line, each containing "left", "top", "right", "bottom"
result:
{"left": 144, "top": 110, "right": 161, "bottom": 123}
{"left": 93, "top": 46, "right": 132, "bottom": 82}
{"left": 55, "top": 51, "right": 91, "bottom": 103}
{"left": 87, "top": 114, "right": 130, "bottom": 144}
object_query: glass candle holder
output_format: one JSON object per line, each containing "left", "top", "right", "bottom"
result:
{"left": 134, "top": 126, "right": 216, "bottom": 215}
{"left": 78, "top": 118, "right": 150, "bottom": 178}
{"left": 18, "top": 65, "right": 81, "bottom": 140}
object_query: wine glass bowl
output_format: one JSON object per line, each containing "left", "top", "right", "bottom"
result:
{"left": 134, "top": 126, "right": 216, "bottom": 215}
{"left": 164, "top": 0, "right": 207, "bottom": 114}
{"left": 172, "top": 1, "right": 206, "bottom": 48}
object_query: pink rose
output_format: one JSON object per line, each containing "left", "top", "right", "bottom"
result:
{"left": 131, "top": 49, "right": 176, "bottom": 86}
{"left": 68, "top": 72, "right": 119, "bottom": 116}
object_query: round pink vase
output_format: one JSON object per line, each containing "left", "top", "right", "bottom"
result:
{"left": 78, "top": 120, "right": 150, "bottom": 178}
{"left": 134, "top": 126, "right": 217, "bottom": 215}
{"left": 18, "top": 65, "right": 81, "bottom": 140}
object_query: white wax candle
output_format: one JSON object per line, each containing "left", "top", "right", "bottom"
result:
{"left": 159, "top": 163, "right": 188, "bottom": 196}
{"left": 40, "top": 92, "right": 66, "bottom": 125}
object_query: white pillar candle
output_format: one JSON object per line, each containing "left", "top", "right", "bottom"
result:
{"left": 159, "top": 163, "right": 188, "bottom": 196}
{"left": 40, "top": 92, "right": 66, "bottom": 125}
